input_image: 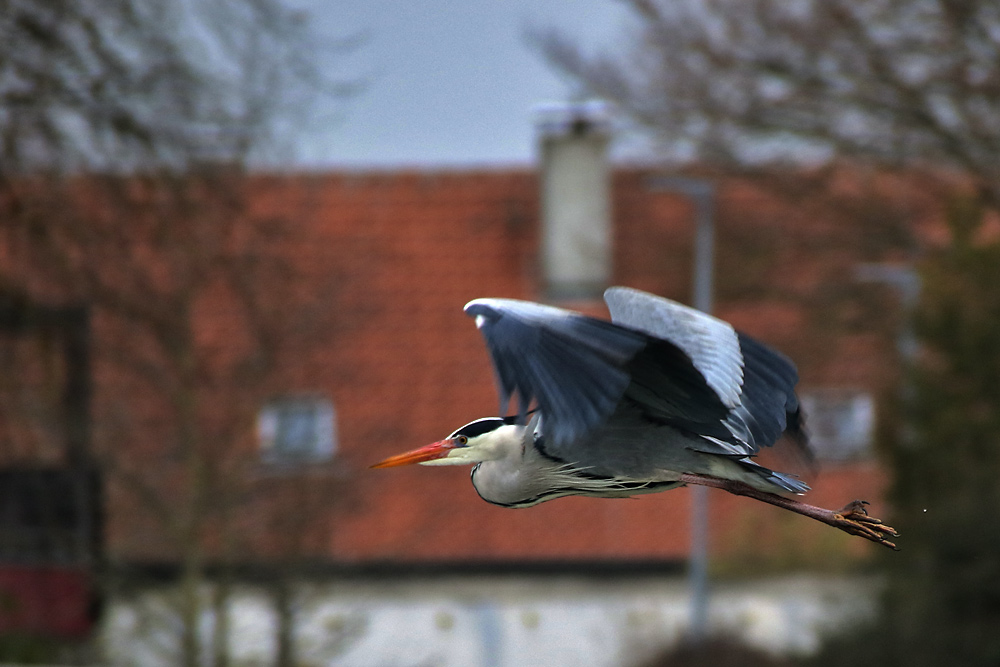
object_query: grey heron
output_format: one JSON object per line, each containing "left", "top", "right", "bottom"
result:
{"left": 373, "top": 286, "right": 898, "bottom": 549}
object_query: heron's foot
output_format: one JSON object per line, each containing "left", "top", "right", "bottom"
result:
{"left": 832, "top": 500, "right": 899, "bottom": 550}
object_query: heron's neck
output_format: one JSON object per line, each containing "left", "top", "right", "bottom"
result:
{"left": 470, "top": 427, "right": 567, "bottom": 507}
{"left": 478, "top": 424, "right": 528, "bottom": 462}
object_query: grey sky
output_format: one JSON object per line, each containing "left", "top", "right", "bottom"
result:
{"left": 291, "top": 1, "right": 632, "bottom": 168}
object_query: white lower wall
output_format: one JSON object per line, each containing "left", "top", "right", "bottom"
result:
{"left": 102, "top": 574, "right": 879, "bottom": 667}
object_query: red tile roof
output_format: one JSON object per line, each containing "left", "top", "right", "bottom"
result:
{"left": 195, "top": 165, "right": 938, "bottom": 566}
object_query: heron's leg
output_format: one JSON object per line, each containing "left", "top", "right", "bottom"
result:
{"left": 678, "top": 473, "right": 899, "bottom": 550}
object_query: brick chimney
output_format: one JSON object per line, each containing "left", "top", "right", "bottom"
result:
{"left": 536, "top": 101, "right": 612, "bottom": 301}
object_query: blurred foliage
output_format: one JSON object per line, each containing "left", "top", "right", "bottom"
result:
{"left": 0, "top": 634, "right": 85, "bottom": 664}
{"left": 711, "top": 511, "right": 862, "bottom": 578}
{"left": 636, "top": 636, "right": 796, "bottom": 667}
{"left": 810, "top": 196, "right": 1000, "bottom": 666}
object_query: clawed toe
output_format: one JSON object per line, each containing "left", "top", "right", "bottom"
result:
{"left": 838, "top": 500, "right": 870, "bottom": 517}
{"left": 833, "top": 500, "right": 899, "bottom": 550}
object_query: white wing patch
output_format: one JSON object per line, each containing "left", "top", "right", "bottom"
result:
{"left": 604, "top": 286, "right": 744, "bottom": 408}
{"left": 466, "top": 297, "right": 577, "bottom": 324}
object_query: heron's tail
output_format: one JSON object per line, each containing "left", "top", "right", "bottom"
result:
{"left": 739, "top": 458, "right": 811, "bottom": 494}
{"left": 762, "top": 468, "right": 810, "bottom": 494}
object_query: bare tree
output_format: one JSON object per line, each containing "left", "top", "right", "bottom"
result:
{"left": 0, "top": 0, "right": 357, "bottom": 172}
{"left": 537, "top": 0, "right": 1000, "bottom": 203}
{"left": 0, "top": 1, "right": 359, "bottom": 665}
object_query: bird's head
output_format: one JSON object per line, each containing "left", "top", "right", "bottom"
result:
{"left": 371, "top": 418, "right": 519, "bottom": 469}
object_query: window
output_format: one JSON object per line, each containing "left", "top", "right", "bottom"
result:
{"left": 799, "top": 389, "right": 875, "bottom": 462}
{"left": 258, "top": 396, "right": 336, "bottom": 465}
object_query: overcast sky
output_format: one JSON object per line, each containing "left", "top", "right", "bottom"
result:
{"left": 289, "top": 0, "right": 633, "bottom": 168}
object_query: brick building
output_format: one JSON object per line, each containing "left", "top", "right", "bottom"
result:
{"left": 241, "top": 162, "right": 930, "bottom": 568}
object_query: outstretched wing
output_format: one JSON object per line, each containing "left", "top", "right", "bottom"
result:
{"left": 464, "top": 298, "right": 645, "bottom": 446}
{"left": 605, "top": 286, "right": 804, "bottom": 457}
{"left": 464, "top": 297, "right": 728, "bottom": 448}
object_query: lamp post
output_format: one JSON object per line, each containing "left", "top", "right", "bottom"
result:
{"left": 647, "top": 175, "right": 716, "bottom": 642}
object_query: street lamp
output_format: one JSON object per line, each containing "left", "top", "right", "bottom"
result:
{"left": 647, "top": 174, "right": 716, "bottom": 642}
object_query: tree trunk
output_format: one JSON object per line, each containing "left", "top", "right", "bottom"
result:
{"left": 211, "top": 576, "right": 231, "bottom": 667}
{"left": 179, "top": 547, "right": 203, "bottom": 667}
{"left": 274, "top": 577, "right": 296, "bottom": 667}
{"left": 177, "top": 333, "right": 207, "bottom": 667}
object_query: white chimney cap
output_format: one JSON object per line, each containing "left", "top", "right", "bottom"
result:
{"left": 533, "top": 100, "right": 612, "bottom": 138}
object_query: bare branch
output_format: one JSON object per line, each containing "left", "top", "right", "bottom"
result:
{"left": 538, "top": 0, "right": 1000, "bottom": 204}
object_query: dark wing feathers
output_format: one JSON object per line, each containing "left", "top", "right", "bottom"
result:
{"left": 605, "top": 287, "right": 804, "bottom": 458}
{"left": 465, "top": 290, "right": 807, "bottom": 462}
{"left": 667, "top": 332, "right": 802, "bottom": 458}
{"left": 465, "top": 299, "right": 646, "bottom": 445}
{"left": 733, "top": 332, "right": 799, "bottom": 449}
{"left": 605, "top": 286, "right": 743, "bottom": 407}
{"left": 623, "top": 340, "right": 732, "bottom": 437}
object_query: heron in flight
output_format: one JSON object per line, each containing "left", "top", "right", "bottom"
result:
{"left": 373, "top": 287, "right": 898, "bottom": 549}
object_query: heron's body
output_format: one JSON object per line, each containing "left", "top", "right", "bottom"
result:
{"left": 465, "top": 411, "right": 803, "bottom": 509}
{"left": 465, "top": 419, "right": 684, "bottom": 508}
{"left": 373, "top": 287, "right": 899, "bottom": 549}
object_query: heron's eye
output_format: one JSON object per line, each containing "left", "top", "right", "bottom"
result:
{"left": 455, "top": 435, "right": 469, "bottom": 446}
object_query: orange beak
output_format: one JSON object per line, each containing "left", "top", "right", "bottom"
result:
{"left": 370, "top": 439, "right": 458, "bottom": 469}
